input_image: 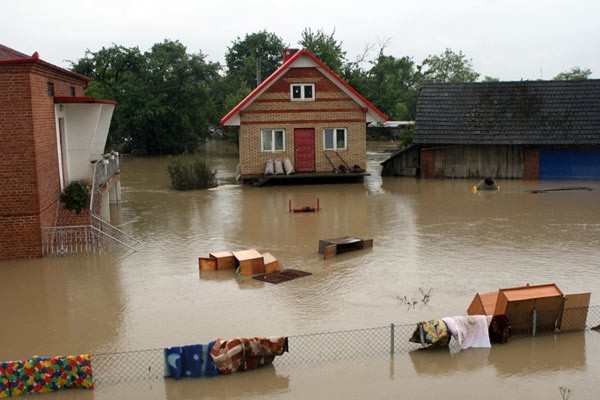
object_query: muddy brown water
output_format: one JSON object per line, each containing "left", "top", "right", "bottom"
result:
{"left": 1, "top": 141, "right": 600, "bottom": 399}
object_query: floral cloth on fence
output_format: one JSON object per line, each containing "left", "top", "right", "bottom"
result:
{"left": 210, "top": 337, "right": 288, "bottom": 374}
{"left": 0, "top": 354, "right": 93, "bottom": 398}
{"left": 409, "top": 320, "right": 450, "bottom": 346}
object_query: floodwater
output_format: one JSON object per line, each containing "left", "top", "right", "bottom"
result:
{"left": 1, "top": 141, "right": 600, "bottom": 400}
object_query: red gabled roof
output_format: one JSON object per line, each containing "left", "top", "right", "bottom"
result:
{"left": 0, "top": 44, "right": 30, "bottom": 61}
{"left": 220, "top": 48, "right": 387, "bottom": 126}
{"left": 0, "top": 43, "right": 90, "bottom": 85}
{"left": 55, "top": 96, "right": 118, "bottom": 106}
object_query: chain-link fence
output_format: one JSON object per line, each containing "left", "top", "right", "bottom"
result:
{"left": 90, "top": 305, "right": 600, "bottom": 388}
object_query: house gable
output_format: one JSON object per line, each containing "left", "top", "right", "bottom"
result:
{"left": 221, "top": 49, "right": 386, "bottom": 126}
{"left": 240, "top": 67, "right": 366, "bottom": 126}
{"left": 414, "top": 80, "right": 600, "bottom": 146}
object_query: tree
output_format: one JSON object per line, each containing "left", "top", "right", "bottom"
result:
{"left": 225, "top": 31, "right": 285, "bottom": 88}
{"left": 72, "top": 40, "right": 222, "bottom": 155}
{"left": 299, "top": 28, "right": 346, "bottom": 74}
{"left": 363, "top": 53, "right": 420, "bottom": 120}
{"left": 482, "top": 76, "right": 500, "bottom": 82}
{"left": 420, "top": 48, "right": 480, "bottom": 83}
{"left": 553, "top": 66, "right": 592, "bottom": 81}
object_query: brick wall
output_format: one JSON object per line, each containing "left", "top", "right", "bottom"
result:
{"left": 0, "top": 62, "right": 87, "bottom": 259}
{"left": 239, "top": 67, "right": 367, "bottom": 176}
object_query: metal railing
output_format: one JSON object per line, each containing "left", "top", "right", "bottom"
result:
{"left": 41, "top": 224, "right": 138, "bottom": 256}
{"left": 42, "top": 152, "right": 140, "bottom": 256}
{"left": 41, "top": 225, "right": 102, "bottom": 256}
{"left": 89, "top": 151, "right": 120, "bottom": 217}
{"left": 89, "top": 305, "right": 600, "bottom": 387}
{"left": 90, "top": 215, "right": 141, "bottom": 252}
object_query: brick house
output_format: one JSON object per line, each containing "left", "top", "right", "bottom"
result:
{"left": 381, "top": 80, "right": 600, "bottom": 179}
{"left": 221, "top": 48, "right": 387, "bottom": 185}
{"left": 0, "top": 44, "right": 118, "bottom": 259}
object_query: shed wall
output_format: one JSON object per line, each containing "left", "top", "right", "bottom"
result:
{"left": 421, "top": 146, "right": 524, "bottom": 178}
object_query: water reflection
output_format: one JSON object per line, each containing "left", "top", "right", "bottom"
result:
{"left": 409, "top": 332, "right": 585, "bottom": 377}
{"left": 165, "top": 366, "right": 289, "bottom": 399}
{"left": 2, "top": 141, "right": 600, "bottom": 399}
{"left": 0, "top": 255, "right": 125, "bottom": 358}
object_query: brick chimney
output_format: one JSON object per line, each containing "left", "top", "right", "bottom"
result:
{"left": 283, "top": 48, "right": 299, "bottom": 63}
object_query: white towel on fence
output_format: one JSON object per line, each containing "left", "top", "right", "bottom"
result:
{"left": 442, "top": 315, "right": 491, "bottom": 352}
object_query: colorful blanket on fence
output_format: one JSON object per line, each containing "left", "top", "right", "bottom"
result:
{"left": 164, "top": 341, "right": 220, "bottom": 379}
{"left": 210, "top": 337, "right": 288, "bottom": 374}
{"left": 0, "top": 354, "right": 93, "bottom": 398}
{"left": 409, "top": 320, "right": 450, "bottom": 346}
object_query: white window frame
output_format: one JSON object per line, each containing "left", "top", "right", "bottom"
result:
{"left": 323, "top": 128, "right": 347, "bottom": 150}
{"left": 261, "top": 129, "right": 285, "bottom": 152}
{"left": 290, "top": 83, "right": 315, "bottom": 101}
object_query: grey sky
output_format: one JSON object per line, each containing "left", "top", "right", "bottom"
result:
{"left": 2, "top": 0, "right": 599, "bottom": 81}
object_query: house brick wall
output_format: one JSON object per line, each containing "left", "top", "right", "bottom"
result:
{"left": 239, "top": 67, "right": 367, "bottom": 176}
{"left": 0, "top": 62, "right": 87, "bottom": 259}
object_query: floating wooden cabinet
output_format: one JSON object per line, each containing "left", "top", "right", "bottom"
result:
{"left": 467, "top": 291, "right": 499, "bottom": 316}
{"left": 262, "top": 252, "right": 281, "bottom": 273}
{"left": 494, "top": 283, "right": 564, "bottom": 335}
{"left": 559, "top": 292, "right": 591, "bottom": 332}
{"left": 467, "top": 284, "right": 590, "bottom": 335}
{"left": 198, "top": 257, "right": 217, "bottom": 271}
{"left": 209, "top": 251, "right": 235, "bottom": 270}
{"left": 232, "top": 249, "right": 265, "bottom": 276}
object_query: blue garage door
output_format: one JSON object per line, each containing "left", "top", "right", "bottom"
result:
{"left": 540, "top": 148, "right": 600, "bottom": 179}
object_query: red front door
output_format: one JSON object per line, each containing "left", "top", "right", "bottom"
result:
{"left": 294, "top": 128, "right": 315, "bottom": 172}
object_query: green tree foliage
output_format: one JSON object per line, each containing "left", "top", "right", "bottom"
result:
{"left": 553, "top": 66, "right": 592, "bottom": 81}
{"left": 71, "top": 40, "right": 222, "bottom": 155}
{"left": 482, "top": 76, "right": 500, "bottom": 82}
{"left": 362, "top": 54, "right": 420, "bottom": 121}
{"left": 299, "top": 28, "right": 346, "bottom": 74}
{"left": 225, "top": 30, "right": 285, "bottom": 89}
{"left": 421, "top": 48, "right": 480, "bottom": 83}
{"left": 167, "top": 153, "right": 217, "bottom": 190}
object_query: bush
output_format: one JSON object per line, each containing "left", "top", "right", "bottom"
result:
{"left": 167, "top": 153, "right": 217, "bottom": 190}
{"left": 60, "top": 181, "right": 90, "bottom": 214}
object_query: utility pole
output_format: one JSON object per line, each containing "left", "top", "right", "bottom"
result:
{"left": 255, "top": 49, "right": 262, "bottom": 87}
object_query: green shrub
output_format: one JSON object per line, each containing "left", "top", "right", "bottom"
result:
{"left": 167, "top": 153, "right": 217, "bottom": 190}
{"left": 60, "top": 181, "right": 90, "bottom": 213}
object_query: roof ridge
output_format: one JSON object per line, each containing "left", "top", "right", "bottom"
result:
{"left": 0, "top": 43, "right": 32, "bottom": 61}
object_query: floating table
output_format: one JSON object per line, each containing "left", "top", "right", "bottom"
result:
{"left": 318, "top": 236, "right": 373, "bottom": 259}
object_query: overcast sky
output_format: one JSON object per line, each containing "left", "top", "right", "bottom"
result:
{"left": 3, "top": 0, "right": 599, "bottom": 81}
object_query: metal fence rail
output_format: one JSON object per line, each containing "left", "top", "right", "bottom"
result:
{"left": 89, "top": 151, "right": 120, "bottom": 216}
{"left": 41, "top": 224, "right": 137, "bottom": 256}
{"left": 42, "top": 225, "right": 102, "bottom": 256}
{"left": 89, "top": 305, "right": 600, "bottom": 387}
{"left": 42, "top": 152, "right": 140, "bottom": 256}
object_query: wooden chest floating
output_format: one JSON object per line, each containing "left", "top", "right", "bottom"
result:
{"left": 467, "top": 283, "right": 591, "bottom": 335}
{"left": 318, "top": 236, "right": 373, "bottom": 259}
{"left": 199, "top": 248, "right": 284, "bottom": 276}
{"left": 199, "top": 251, "right": 236, "bottom": 271}
{"left": 232, "top": 249, "right": 265, "bottom": 276}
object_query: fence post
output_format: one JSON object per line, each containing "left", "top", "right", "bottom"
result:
{"left": 390, "top": 323, "right": 395, "bottom": 355}
{"left": 532, "top": 308, "right": 537, "bottom": 337}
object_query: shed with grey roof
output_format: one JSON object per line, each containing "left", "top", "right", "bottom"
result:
{"left": 381, "top": 80, "right": 600, "bottom": 179}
